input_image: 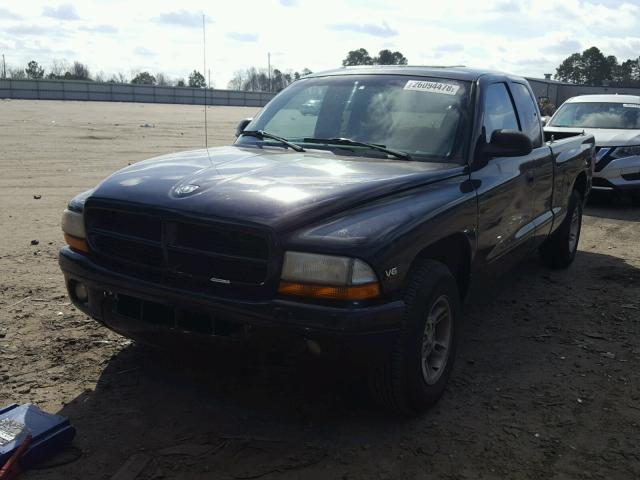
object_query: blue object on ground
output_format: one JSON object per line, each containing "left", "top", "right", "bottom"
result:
{"left": 0, "top": 404, "right": 75, "bottom": 468}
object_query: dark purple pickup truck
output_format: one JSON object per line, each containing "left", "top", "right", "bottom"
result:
{"left": 59, "top": 66, "right": 594, "bottom": 413}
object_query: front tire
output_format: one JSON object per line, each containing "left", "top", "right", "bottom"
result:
{"left": 539, "top": 189, "right": 583, "bottom": 269}
{"left": 369, "top": 259, "right": 461, "bottom": 415}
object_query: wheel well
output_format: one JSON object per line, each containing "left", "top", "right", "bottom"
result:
{"left": 410, "top": 234, "right": 471, "bottom": 299}
{"left": 573, "top": 172, "right": 588, "bottom": 200}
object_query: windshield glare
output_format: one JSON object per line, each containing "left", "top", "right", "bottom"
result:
{"left": 549, "top": 102, "right": 640, "bottom": 129}
{"left": 239, "top": 75, "right": 471, "bottom": 163}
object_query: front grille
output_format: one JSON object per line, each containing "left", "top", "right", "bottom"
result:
{"left": 84, "top": 203, "right": 272, "bottom": 294}
{"left": 594, "top": 147, "right": 615, "bottom": 172}
{"left": 91, "top": 234, "right": 164, "bottom": 268}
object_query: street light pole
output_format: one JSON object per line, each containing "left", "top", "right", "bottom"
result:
{"left": 268, "top": 52, "right": 271, "bottom": 92}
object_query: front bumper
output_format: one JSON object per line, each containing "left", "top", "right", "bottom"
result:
{"left": 593, "top": 154, "right": 640, "bottom": 193}
{"left": 59, "top": 247, "right": 404, "bottom": 346}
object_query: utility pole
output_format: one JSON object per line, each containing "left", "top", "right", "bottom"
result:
{"left": 2, "top": 54, "right": 5, "bottom": 79}
{"left": 202, "top": 13, "right": 208, "bottom": 149}
{"left": 268, "top": 52, "right": 271, "bottom": 92}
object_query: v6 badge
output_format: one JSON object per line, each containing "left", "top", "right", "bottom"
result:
{"left": 384, "top": 267, "right": 398, "bottom": 280}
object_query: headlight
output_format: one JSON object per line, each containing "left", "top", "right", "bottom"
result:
{"left": 611, "top": 145, "right": 640, "bottom": 159}
{"left": 61, "top": 209, "right": 85, "bottom": 238}
{"left": 61, "top": 208, "right": 89, "bottom": 253}
{"left": 279, "top": 251, "right": 380, "bottom": 301}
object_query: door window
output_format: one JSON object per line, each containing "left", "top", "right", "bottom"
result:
{"left": 483, "top": 83, "right": 518, "bottom": 143}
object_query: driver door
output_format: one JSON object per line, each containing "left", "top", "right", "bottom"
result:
{"left": 471, "top": 82, "right": 538, "bottom": 275}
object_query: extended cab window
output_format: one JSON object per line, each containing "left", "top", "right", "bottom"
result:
{"left": 483, "top": 83, "right": 518, "bottom": 143}
{"left": 511, "top": 83, "right": 542, "bottom": 147}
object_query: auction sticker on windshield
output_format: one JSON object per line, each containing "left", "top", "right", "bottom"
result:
{"left": 404, "top": 80, "right": 460, "bottom": 95}
{"left": 623, "top": 104, "right": 640, "bottom": 108}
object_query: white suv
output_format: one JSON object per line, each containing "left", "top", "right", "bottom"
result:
{"left": 544, "top": 94, "right": 640, "bottom": 195}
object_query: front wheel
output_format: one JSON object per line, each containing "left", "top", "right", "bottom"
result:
{"left": 369, "top": 259, "right": 461, "bottom": 415}
{"left": 539, "top": 189, "right": 583, "bottom": 269}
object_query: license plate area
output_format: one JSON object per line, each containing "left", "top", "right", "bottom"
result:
{"left": 113, "top": 293, "right": 242, "bottom": 336}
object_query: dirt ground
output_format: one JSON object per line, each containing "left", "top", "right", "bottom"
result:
{"left": 1, "top": 99, "right": 639, "bottom": 479}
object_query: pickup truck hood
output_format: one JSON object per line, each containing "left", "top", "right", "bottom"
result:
{"left": 545, "top": 126, "right": 640, "bottom": 147}
{"left": 90, "top": 146, "right": 462, "bottom": 230}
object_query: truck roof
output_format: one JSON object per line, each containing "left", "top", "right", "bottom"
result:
{"left": 306, "top": 65, "right": 524, "bottom": 83}
{"left": 564, "top": 94, "right": 640, "bottom": 104}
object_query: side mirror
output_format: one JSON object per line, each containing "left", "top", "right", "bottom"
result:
{"left": 235, "top": 118, "right": 253, "bottom": 137}
{"left": 483, "top": 129, "right": 533, "bottom": 158}
{"left": 541, "top": 116, "right": 550, "bottom": 127}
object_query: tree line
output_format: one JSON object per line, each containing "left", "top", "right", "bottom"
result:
{"left": 225, "top": 48, "right": 407, "bottom": 92}
{"left": 2, "top": 59, "right": 213, "bottom": 88}
{"left": 227, "top": 67, "right": 313, "bottom": 92}
{"left": 342, "top": 48, "right": 408, "bottom": 66}
{"left": 4, "top": 57, "right": 306, "bottom": 90}
{"left": 3, "top": 47, "right": 409, "bottom": 92}
{"left": 10, "top": 48, "right": 640, "bottom": 92}
{"left": 555, "top": 47, "right": 640, "bottom": 86}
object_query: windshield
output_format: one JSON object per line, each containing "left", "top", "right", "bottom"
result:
{"left": 549, "top": 102, "right": 640, "bottom": 129}
{"left": 237, "top": 75, "right": 472, "bottom": 163}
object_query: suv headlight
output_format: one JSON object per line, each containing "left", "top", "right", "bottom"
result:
{"left": 278, "top": 251, "right": 380, "bottom": 301}
{"left": 611, "top": 145, "right": 640, "bottom": 159}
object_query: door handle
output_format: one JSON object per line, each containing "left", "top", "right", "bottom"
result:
{"left": 526, "top": 171, "right": 535, "bottom": 183}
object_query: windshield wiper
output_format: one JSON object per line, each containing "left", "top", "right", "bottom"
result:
{"left": 240, "top": 130, "right": 305, "bottom": 152}
{"left": 302, "top": 137, "right": 411, "bottom": 160}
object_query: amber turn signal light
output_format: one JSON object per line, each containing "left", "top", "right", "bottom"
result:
{"left": 64, "top": 233, "right": 89, "bottom": 253}
{"left": 278, "top": 281, "right": 380, "bottom": 301}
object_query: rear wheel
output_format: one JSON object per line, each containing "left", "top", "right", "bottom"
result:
{"left": 539, "top": 189, "right": 583, "bottom": 269}
{"left": 369, "top": 259, "right": 460, "bottom": 415}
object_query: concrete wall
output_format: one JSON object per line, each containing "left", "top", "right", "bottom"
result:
{"left": 0, "top": 79, "right": 277, "bottom": 107}
{"left": 526, "top": 77, "right": 640, "bottom": 106}
{"left": 2, "top": 77, "right": 640, "bottom": 109}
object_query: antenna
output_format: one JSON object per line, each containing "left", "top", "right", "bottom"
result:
{"left": 202, "top": 13, "right": 208, "bottom": 150}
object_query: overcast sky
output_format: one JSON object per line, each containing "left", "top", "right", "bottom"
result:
{"left": 1, "top": 0, "right": 639, "bottom": 87}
